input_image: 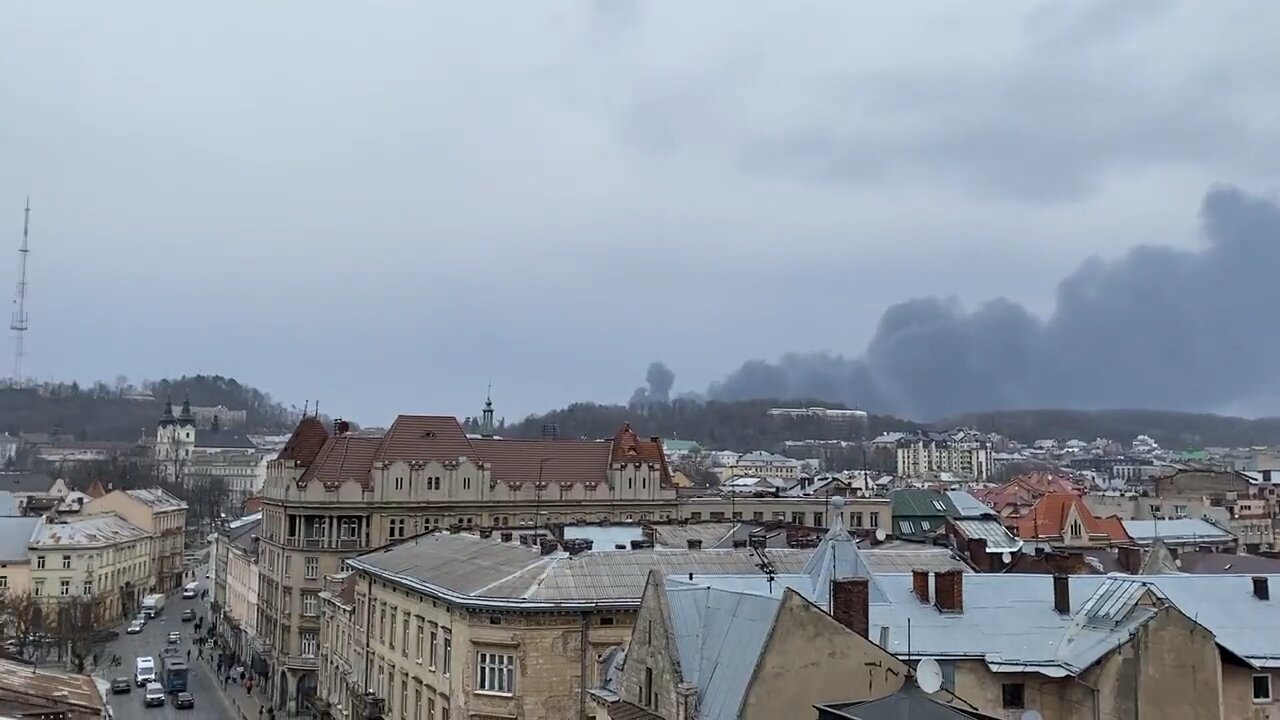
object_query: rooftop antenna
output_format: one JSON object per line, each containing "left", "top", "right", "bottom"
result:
{"left": 9, "top": 198, "right": 31, "bottom": 385}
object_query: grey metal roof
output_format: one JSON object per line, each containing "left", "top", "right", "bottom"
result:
{"left": 0, "top": 492, "right": 20, "bottom": 517}
{"left": 651, "top": 523, "right": 754, "bottom": 550}
{"left": 124, "top": 487, "right": 188, "bottom": 511}
{"left": 950, "top": 518, "right": 1022, "bottom": 553}
{"left": 804, "top": 511, "right": 888, "bottom": 604}
{"left": 0, "top": 517, "right": 39, "bottom": 561}
{"left": 859, "top": 549, "right": 971, "bottom": 574}
{"left": 666, "top": 583, "right": 781, "bottom": 720}
{"left": 1122, "top": 519, "right": 1234, "bottom": 543}
{"left": 944, "top": 491, "right": 995, "bottom": 518}
{"left": 818, "top": 685, "right": 1000, "bottom": 720}
{"left": 0, "top": 472, "right": 55, "bottom": 494}
{"left": 31, "top": 513, "right": 149, "bottom": 548}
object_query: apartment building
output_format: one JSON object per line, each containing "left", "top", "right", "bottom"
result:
{"left": 729, "top": 451, "right": 802, "bottom": 480}
{"left": 0, "top": 517, "right": 40, "bottom": 594}
{"left": 317, "top": 571, "right": 357, "bottom": 716}
{"left": 85, "top": 487, "right": 188, "bottom": 592}
{"left": 676, "top": 495, "right": 890, "bottom": 531}
{"left": 27, "top": 513, "right": 152, "bottom": 623}
{"left": 213, "top": 514, "right": 263, "bottom": 667}
{"left": 878, "top": 431, "right": 993, "bottom": 480}
{"left": 258, "top": 413, "right": 678, "bottom": 715}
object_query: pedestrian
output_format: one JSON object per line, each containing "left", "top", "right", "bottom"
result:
{"left": 259, "top": 708, "right": 264, "bottom": 719}
{"left": 198, "top": 646, "right": 203, "bottom": 660}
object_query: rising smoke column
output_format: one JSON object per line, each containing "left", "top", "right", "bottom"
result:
{"left": 709, "top": 185, "right": 1280, "bottom": 418}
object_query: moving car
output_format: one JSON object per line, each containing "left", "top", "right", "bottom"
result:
{"left": 135, "top": 657, "right": 156, "bottom": 687}
{"left": 143, "top": 682, "right": 166, "bottom": 707}
{"left": 181, "top": 608, "right": 196, "bottom": 622}
{"left": 166, "top": 631, "right": 180, "bottom": 644}
{"left": 181, "top": 582, "right": 198, "bottom": 599}
{"left": 110, "top": 678, "right": 131, "bottom": 694}
{"left": 127, "top": 621, "right": 144, "bottom": 634}
{"left": 134, "top": 613, "right": 148, "bottom": 626}
{"left": 172, "top": 691, "right": 195, "bottom": 709}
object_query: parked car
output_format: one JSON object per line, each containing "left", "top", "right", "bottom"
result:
{"left": 166, "top": 631, "right": 180, "bottom": 645}
{"left": 181, "top": 609, "right": 196, "bottom": 622}
{"left": 172, "top": 691, "right": 195, "bottom": 709}
{"left": 126, "top": 621, "right": 144, "bottom": 635}
{"left": 110, "top": 678, "right": 131, "bottom": 694}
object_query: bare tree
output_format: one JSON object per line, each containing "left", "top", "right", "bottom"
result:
{"left": 0, "top": 592, "right": 41, "bottom": 657}
{"left": 51, "top": 594, "right": 106, "bottom": 673}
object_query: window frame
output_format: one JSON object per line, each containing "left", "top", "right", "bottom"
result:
{"left": 1254, "top": 673, "right": 1273, "bottom": 703}
{"left": 475, "top": 650, "right": 516, "bottom": 695}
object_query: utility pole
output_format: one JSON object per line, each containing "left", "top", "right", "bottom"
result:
{"left": 10, "top": 198, "right": 31, "bottom": 385}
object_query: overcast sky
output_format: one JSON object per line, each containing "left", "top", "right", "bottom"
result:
{"left": 3, "top": 1, "right": 1278, "bottom": 425}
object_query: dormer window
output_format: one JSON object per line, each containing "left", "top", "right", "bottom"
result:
{"left": 1070, "top": 519, "right": 1083, "bottom": 537}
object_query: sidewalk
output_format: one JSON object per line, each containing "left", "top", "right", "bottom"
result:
{"left": 220, "top": 671, "right": 272, "bottom": 720}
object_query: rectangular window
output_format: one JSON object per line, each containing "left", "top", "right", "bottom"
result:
{"left": 400, "top": 673, "right": 408, "bottom": 720}
{"left": 1255, "top": 674, "right": 1273, "bottom": 702}
{"left": 301, "top": 632, "right": 318, "bottom": 656}
{"left": 851, "top": 511, "right": 864, "bottom": 527}
{"left": 752, "top": 512, "right": 764, "bottom": 521}
{"left": 283, "top": 555, "right": 291, "bottom": 578}
{"left": 35, "top": 555, "right": 44, "bottom": 569}
{"left": 401, "top": 613, "right": 409, "bottom": 657}
{"left": 82, "top": 581, "right": 92, "bottom": 596}
{"left": 415, "top": 618, "right": 424, "bottom": 662}
{"left": 303, "top": 593, "right": 319, "bottom": 616}
{"left": 61, "top": 555, "right": 71, "bottom": 569}
{"left": 304, "top": 556, "right": 319, "bottom": 579}
{"left": 59, "top": 579, "right": 70, "bottom": 596}
{"left": 643, "top": 666, "right": 654, "bottom": 708}
{"left": 476, "top": 651, "right": 515, "bottom": 694}
{"left": 429, "top": 628, "right": 437, "bottom": 668}
{"left": 414, "top": 685, "right": 422, "bottom": 720}
{"left": 33, "top": 580, "right": 43, "bottom": 596}
{"left": 1002, "top": 683, "right": 1025, "bottom": 709}
{"left": 0, "top": 576, "right": 7, "bottom": 589}
{"left": 869, "top": 512, "right": 880, "bottom": 528}
{"left": 442, "top": 634, "right": 451, "bottom": 675}
{"left": 379, "top": 602, "right": 386, "bottom": 642}
{"left": 389, "top": 608, "right": 397, "bottom": 650}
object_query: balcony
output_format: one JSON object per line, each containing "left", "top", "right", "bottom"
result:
{"left": 285, "top": 654, "right": 319, "bottom": 670}
{"left": 283, "top": 536, "right": 367, "bottom": 551}
{"left": 352, "top": 692, "right": 386, "bottom": 720}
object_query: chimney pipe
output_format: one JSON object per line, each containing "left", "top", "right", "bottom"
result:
{"left": 1053, "top": 574, "right": 1071, "bottom": 615}
{"left": 1254, "top": 576, "right": 1270, "bottom": 601}
{"left": 499, "top": 531, "right": 513, "bottom": 543}
{"left": 831, "top": 577, "right": 870, "bottom": 638}
{"left": 966, "top": 537, "right": 988, "bottom": 572}
{"left": 687, "top": 538, "right": 703, "bottom": 550}
{"left": 933, "top": 569, "right": 963, "bottom": 613}
{"left": 1118, "top": 545, "right": 1143, "bottom": 574}
{"left": 911, "top": 569, "right": 931, "bottom": 604}
{"left": 877, "top": 625, "right": 890, "bottom": 648}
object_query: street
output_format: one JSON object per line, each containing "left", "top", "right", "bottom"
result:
{"left": 93, "top": 572, "right": 242, "bottom": 720}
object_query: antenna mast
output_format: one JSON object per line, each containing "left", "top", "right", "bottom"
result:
{"left": 9, "top": 198, "right": 31, "bottom": 385}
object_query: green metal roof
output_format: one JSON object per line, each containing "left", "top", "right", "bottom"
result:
{"left": 889, "top": 488, "right": 957, "bottom": 518}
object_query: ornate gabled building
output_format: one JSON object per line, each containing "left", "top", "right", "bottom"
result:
{"left": 257, "top": 406, "right": 678, "bottom": 715}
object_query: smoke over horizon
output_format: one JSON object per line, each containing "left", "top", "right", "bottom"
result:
{"left": 706, "top": 184, "right": 1280, "bottom": 420}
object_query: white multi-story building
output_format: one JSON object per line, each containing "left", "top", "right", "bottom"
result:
{"left": 27, "top": 513, "right": 153, "bottom": 623}
{"left": 890, "top": 431, "right": 993, "bottom": 481}
{"left": 731, "top": 451, "right": 802, "bottom": 480}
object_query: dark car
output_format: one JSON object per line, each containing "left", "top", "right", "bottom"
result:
{"left": 181, "top": 609, "right": 196, "bottom": 622}
{"left": 110, "top": 677, "right": 131, "bottom": 694}
{"left": 173, "top": 691, "right": 195, "bottom": 709}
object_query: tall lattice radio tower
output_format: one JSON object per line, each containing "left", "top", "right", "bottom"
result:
{"left": 9, "top": 198, "right": 31, "bottom": 386}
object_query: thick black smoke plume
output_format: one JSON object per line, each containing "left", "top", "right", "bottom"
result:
{"left": 630, "top": 361, "right": 676, "bottom": 405}
{"left": 709, "top": 185, "right": 1280, "bottom": 419}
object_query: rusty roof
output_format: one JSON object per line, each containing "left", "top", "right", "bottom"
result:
{"left": 1015, "top": 493, "right": 1130, "bottom": 543}
{"left": 472, "top": 438, "right": 611, "bottom": 485}
{"left": 0, "top": 658, "right": 104, "bottom": 714}
{"left": 375, "top": 415, "right": 477, "bottom": 463}
{"left": 277, "top": 416, "right": 330, "bottom": 466}
{"left": 300, "top": 436, "right": 384, "bottom": 489}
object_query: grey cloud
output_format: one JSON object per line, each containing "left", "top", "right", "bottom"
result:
{"left": 710, "top": 185, "right": 1280, "bottom": 418}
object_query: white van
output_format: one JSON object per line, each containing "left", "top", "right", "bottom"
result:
{"left": 181, "top": 582, "right": 198, "bottom": 599}
{"left": 135, "top": 656, "right": 156, "bottom": 687}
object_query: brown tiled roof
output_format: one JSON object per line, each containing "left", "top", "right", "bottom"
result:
{"left": 277, "top": 417, "right": 330, "bottom": 466}
{"left": 86, "top": 478, "right": 107, "bottom": 499}
{"left": 1015, "top": 493, "right": 1130, "bottom": 543}
{"left": 375, "top": 415, "right": 476, "bottom": 463}
{"left": 300, "top": 436, "right": 383, "bottom": 489}
{"left": 472, "top": 438, "right": 612, "bottom": 485}
{"left": 609, "top": 423, "right": 672, "bottom": 488}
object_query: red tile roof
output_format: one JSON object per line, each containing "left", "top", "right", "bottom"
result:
{"left": 375, "top": 415, "right": 477, "bottom": 463}
{"left": 974, "top": 472, "right": 1083, "bottom": 517}
{"left": 296, "top": 416, "right": 672, "bottom": 489}
{"left": 277, "top": 417, "right": 331, "bottom": 466}
{"left": 472, "top": 438, "right": 612, "bottom": 485}
{"left": 1015, "top": 493, "right": 1130, "bottom": 543}
{"left": 300, "top": 436, "right": 383, "bottom": 489}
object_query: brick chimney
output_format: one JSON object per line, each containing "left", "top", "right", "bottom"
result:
{"left": 1053, "top": 574, "right": 1071, "bottom": 615}
{"left": 499, "top": 531, "right": 513, "bottom": 543}
{"left": 912, "top": 569, "right": 931, "bottom": 604}
{"left": 966, "top": 537, "right": 988, "bottom": 572}
{"left": 832, "top": 577, "right": 870, "bottom": 638}
{"left": 1254, "top": 576, "right": 1270, "bottom": 601}
{"left": 933, "top": 569, "right": 963, "bottom": 613}
{"left": 1118, "top": 545, "right": 1144, "bottom": 574}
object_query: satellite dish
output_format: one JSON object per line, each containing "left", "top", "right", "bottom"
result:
{"left": 1000, "top": 551, "right": 1013, "bottom": 564}
{"left": 915, "top": 657, "right": 943, "bottom": 694}
{"left": 874, "top": 528, "right": 887, "bottom": 542}
{"left": 1021, "top": 711, "right": 1043, "bottom": 720}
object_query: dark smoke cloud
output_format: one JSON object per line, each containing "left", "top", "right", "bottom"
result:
{"left": 631, "top": 361, "right": 676, "bottom": 405}
{"left": 709, "top": 185, "right": 1280, "bottom": 419}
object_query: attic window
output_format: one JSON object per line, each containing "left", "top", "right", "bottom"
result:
{"left": 422, "top": 431, "right": 436, "bottom": 438}
{"left": 932, "top": 500, "right": 946, "bottom": 512}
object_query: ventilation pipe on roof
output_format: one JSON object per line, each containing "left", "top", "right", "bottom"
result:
{"left": 687, "top": 539, "right": 702, "bottom": 550}
{"left": 1254, "top": 576, "right": 1270, "bottom": 601}
{"left": 1053, "top": 574, "right": 1071, "bottom": 615}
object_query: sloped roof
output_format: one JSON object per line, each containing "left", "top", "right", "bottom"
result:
{"left": 277, "top": 416, "right": 330, "bottom": 466}
{"left": 819, "top": 685, "right": 1002, "bottom": 720}
{"left": 124, "top": 487, "right": 187, "bottom": 511}
{"left": 0, "top": 517, "right": 39, "bottom": 561}
{"left": 299, "top": 436, "right": 384, "bottom": 489}
{"left": 31, "top": 513, "right": 149, "bottom": 547}
{"left": 195, "top": 433, "right": 257, "bottom": 450}
{"left": 891, "top": 489, "right": 957, "bottom": 518}
{"left": 471, "top": 438, "right": 611, "bottom": 485}
{"left": 665, "top": 582, "right": 784, "bottom": 720}
{"left": 803, "top": 506, "right": 888, "bottom": 604}
{"left": 1122, "top": 518, "right": 1234, "bottom": 544}
{"left": 375, "top": 415, "right": 477, "bottom": 463}
{"left": 1015, "top": 493, "right": 1130, "bottom": 542}
{"left": 945, "top": 490, "right": 996, "bottom": 518}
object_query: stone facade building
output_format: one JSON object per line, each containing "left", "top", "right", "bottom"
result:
{"left": 84, "top": 487, "right": 187, "bottom": 592}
